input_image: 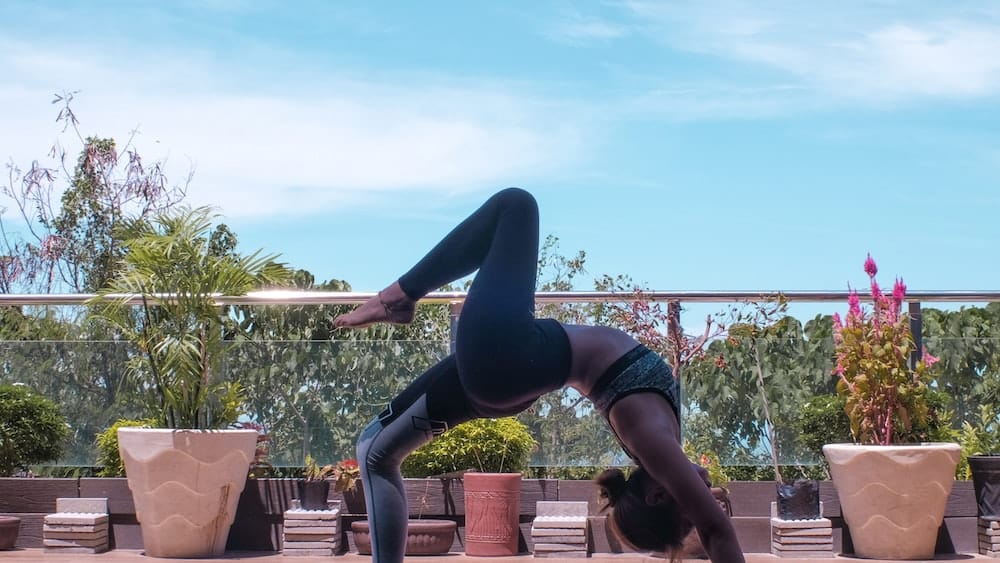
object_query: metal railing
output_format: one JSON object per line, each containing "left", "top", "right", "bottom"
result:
{"left": 1, "top": 289, "right": 998, "bottom": 306}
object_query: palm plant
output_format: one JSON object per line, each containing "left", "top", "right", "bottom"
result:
{"left": 89, "top": 206, "right": 290, "bottom": 428}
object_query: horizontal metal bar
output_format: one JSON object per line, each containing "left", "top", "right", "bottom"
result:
{"left": 0, "top": 289, "right": 998, "bottom": 307}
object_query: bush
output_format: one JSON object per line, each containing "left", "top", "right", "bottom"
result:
{"left": 794, "top": 391, "right": 955, "bottom": 474}
{"left": 0, "top": 384, "right": 70, "bottom": 476}
{"left": 401, "top": 417, "right": 536, "bottom": 477}
{"left": 95, "top": 418, "right": 158, "bottom": 477}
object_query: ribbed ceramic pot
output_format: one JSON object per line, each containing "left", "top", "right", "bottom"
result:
{"left": 463, "top": 472, "right": 521, "bottom": 556}
{"left": 352, "top": 519, "right": 457, "bottom": 555}
{"left": 823, "top": 442, "right": 960, "bottom": 560}
{"left": 118, "top": 428, "right": 257, "bottom": 558}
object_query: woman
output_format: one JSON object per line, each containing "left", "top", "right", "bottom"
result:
{"left": 335, "top": 188, "right": 744, "bottom": 563}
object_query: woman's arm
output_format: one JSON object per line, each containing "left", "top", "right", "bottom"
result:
{"left": 609, "top": 392, "right": 746, "bottom": 563}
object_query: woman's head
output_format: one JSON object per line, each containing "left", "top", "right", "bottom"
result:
{"left": 595, "top": 467, "right": 693, "bottom": 557}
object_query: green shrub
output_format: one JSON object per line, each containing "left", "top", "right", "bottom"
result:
{"left": 0, "top": 384, "right": 70, "bottom": 476}
{"left": 95, "top": 418, "right": 157, "bottom": 477}
{"left": 794, "top": 391, "right": 956, "bottom": 475}
{"left": 401, "top": 417, "right": 536, "bottom": 477}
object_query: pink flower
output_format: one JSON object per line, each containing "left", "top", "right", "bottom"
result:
{"left": 892, "top": 278, "right": 906, "bottom": 308}
{"left": 864, "top": 254, "right": 878, "bottom": 277}
{"left": 847, "top": 291, "right": 861, "bottom": 319}
{"left": 923, "top": 349, "right": 939, "bottom": 367}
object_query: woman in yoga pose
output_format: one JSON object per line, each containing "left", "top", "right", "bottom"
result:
{"left": 335, "top": 188, "right": 744, "bottom": 563}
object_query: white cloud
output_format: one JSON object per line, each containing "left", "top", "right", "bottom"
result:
{"left": 0, "top": 40, "right": 588, "bottom": 219}
{"left": 625, "top": 1, "right": 1000, "bottom": 103}
{"left": 547, "top": 17, "right": 628, "bottom": 44}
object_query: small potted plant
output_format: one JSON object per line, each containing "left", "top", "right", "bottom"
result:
{"left": 959, "top": 405, "right": 1000, "bottom": 519}
{"left": 0, "top": 383, "right": 70, "bottom": 549}
{"left": 330, "top": 458, "right": 364, "bottom": 513}
{"left": 299, "top": 455, "right": 335, "bottom": 510}
{"left": 402, "top": 416, "right": 536, "bottom": 556}
{"left": 823, "top": 254, "right": 961, "bottom": 559}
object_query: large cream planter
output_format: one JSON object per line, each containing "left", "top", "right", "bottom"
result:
{"left": 823, "top": 442, "right": 960, "bottom": 560}
{"left": 118, "top": 428, "right": 257, "bottom": 558}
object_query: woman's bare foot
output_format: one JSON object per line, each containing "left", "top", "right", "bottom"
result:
{"left": 334, "top": 281, "right": 416, "bottom": 328}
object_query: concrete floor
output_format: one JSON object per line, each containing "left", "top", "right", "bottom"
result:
{"left": 1, "top": 550, "right": 994, "bottom": 563}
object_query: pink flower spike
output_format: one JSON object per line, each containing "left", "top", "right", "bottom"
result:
{"left": 832, "top": 312, "right": 842, "bottom": 330}
{"left": 864, "top": 254, "right": 878, "bottom": 278}
{"left": 892, "top": 278, "right": 906, "bottom": 308}
{"left": 923, "top": 349, "right": 939, "bottom": 367}
{"left": 848, "top": 291, "right": 861, "bottom": 318}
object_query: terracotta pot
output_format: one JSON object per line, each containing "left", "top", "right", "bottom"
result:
{"left": 0, "top": 516, "right": 20, "bottom": 550}
{"left": 352, "top": 519, "right": 456, "bottom": 555}
{"left": 297, "top": 480, "right": 331, "bottom": 511}
{"left": 823, "top": 442, "right": 960, "bottom": 560}
{"left": 970, "top": 454, "right": 1000, "bottom": 517}
{"left": 118, "top": 428, "right": 257, "bottom": 558}
{"left": 463, "top": 472, "right": 521, "bottom": 556}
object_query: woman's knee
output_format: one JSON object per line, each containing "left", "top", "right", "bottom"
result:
{"left": 495, "top": 187, "right": 537, "bottom": 212}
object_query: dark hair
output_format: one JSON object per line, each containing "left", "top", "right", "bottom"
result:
{"left": 595, "top": 467, "right": 692, "bottom": 558}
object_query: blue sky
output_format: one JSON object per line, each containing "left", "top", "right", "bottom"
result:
{"left": 2, "top": 1, "right": 999, "bottom": 321}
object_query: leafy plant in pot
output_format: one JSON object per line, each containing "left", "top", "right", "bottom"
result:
{"left": 402, "top": 416, "right": 537, "bottom": 556}
{"left": 88, "top": 206, "right": 290, "bottom": 558}
{"left": 959, "top": 405, "right": 1000, "bottom": 519}
{"left": 823, "top": 254, "right": 961, "bottom": 560}
{"left": 298, "top": 455, "right": 335, "bottom": 510}
{"left": 723, "top": 296, "right": 822, "bottom": 520}
{"left": 0, "top": 383, "right": 70, "bottom": 549}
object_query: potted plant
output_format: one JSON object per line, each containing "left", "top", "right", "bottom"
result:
{"left": 330, "top": 458, "right": 364, "bottom": 513}
{"left": 0, "top": 383, "right": 70, "bottom": 549}
{"left": 88, "top": 206, "right": 290, "bottom": 558}
{"left": 298, "top": 455, "right": 334, "bottom": 510}
{"left": 401, "top": 416, "right": 536, "bottom": 556}
{"left": 959, "top": 405, "right": 1000, "bottom": 519}
{"left": 823, "top": 254, "right": 961, "bottom": 560}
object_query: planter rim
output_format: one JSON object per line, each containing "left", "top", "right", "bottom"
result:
{"left": 117, "top": 427, "right": 258, "bottom": 434}
{"left": 823, "top": 441, "right": 960, "bottom": 450}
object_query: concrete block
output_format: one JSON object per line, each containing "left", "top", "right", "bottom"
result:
{"left": 534, "top": 551, "right": 588, "bottom": 558}
{"left": 55, "top": 497, "right": 108, "bottom": 514}
{"left": 43, "top": 546, "right": 109, "bottom": 554}
{"left": 43, "top": 529, "right": 108, "bottom": 541}
{"left": 533, "top": 516, "right": 587, "bottom": 528}
{"left": 284, "top": 508, "right": 340, "bottom": 520}
{"left": 43, "top": 513, "right": 108, "bottom": 526}
{"left": 282, "top": 547, "right": 335, "bottom": 556}
{"left": 43, "top": 537, "right": 109, "bottom": 548}
{"left": 536, "top": 501, "right": 588, "bottom": 518}
{"left": 44, "top": 522, "right": 109, "bottom": 534}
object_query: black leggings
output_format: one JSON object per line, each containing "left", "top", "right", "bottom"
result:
{"left": 355, "top": 188, "right": 572, "bottom": 563}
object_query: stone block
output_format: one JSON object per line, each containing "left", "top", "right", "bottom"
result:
{"left": 284, "top": 508, "right": 340, "bottom": 520}
{"left": 43, "top": 529, "right": 108, "bottom": 541}
{"left": 532, "top": 516, "right": 587, "bottom": 528}
{"left": 534, "top": 549, "right": 588, "bottom": 558}
{"left": 44, "top": 522, "right": 109, "bottom": 534}
{"left": 282, "top": 547, "right": 335, "bottom": 556}
{"left": 536, "top": 501, "right": 588, "bottom": 518}
{"left": 43, "top": 546, "right": 109, "bottom": 554}
{"left": 55, "top": 497, "right": 108, "bottom": 514}
{"left": 44, "top": 536, "right": 109, "bottom": 548}
{"left": 43, "top": 513, "right": 108, "bottom": 526}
